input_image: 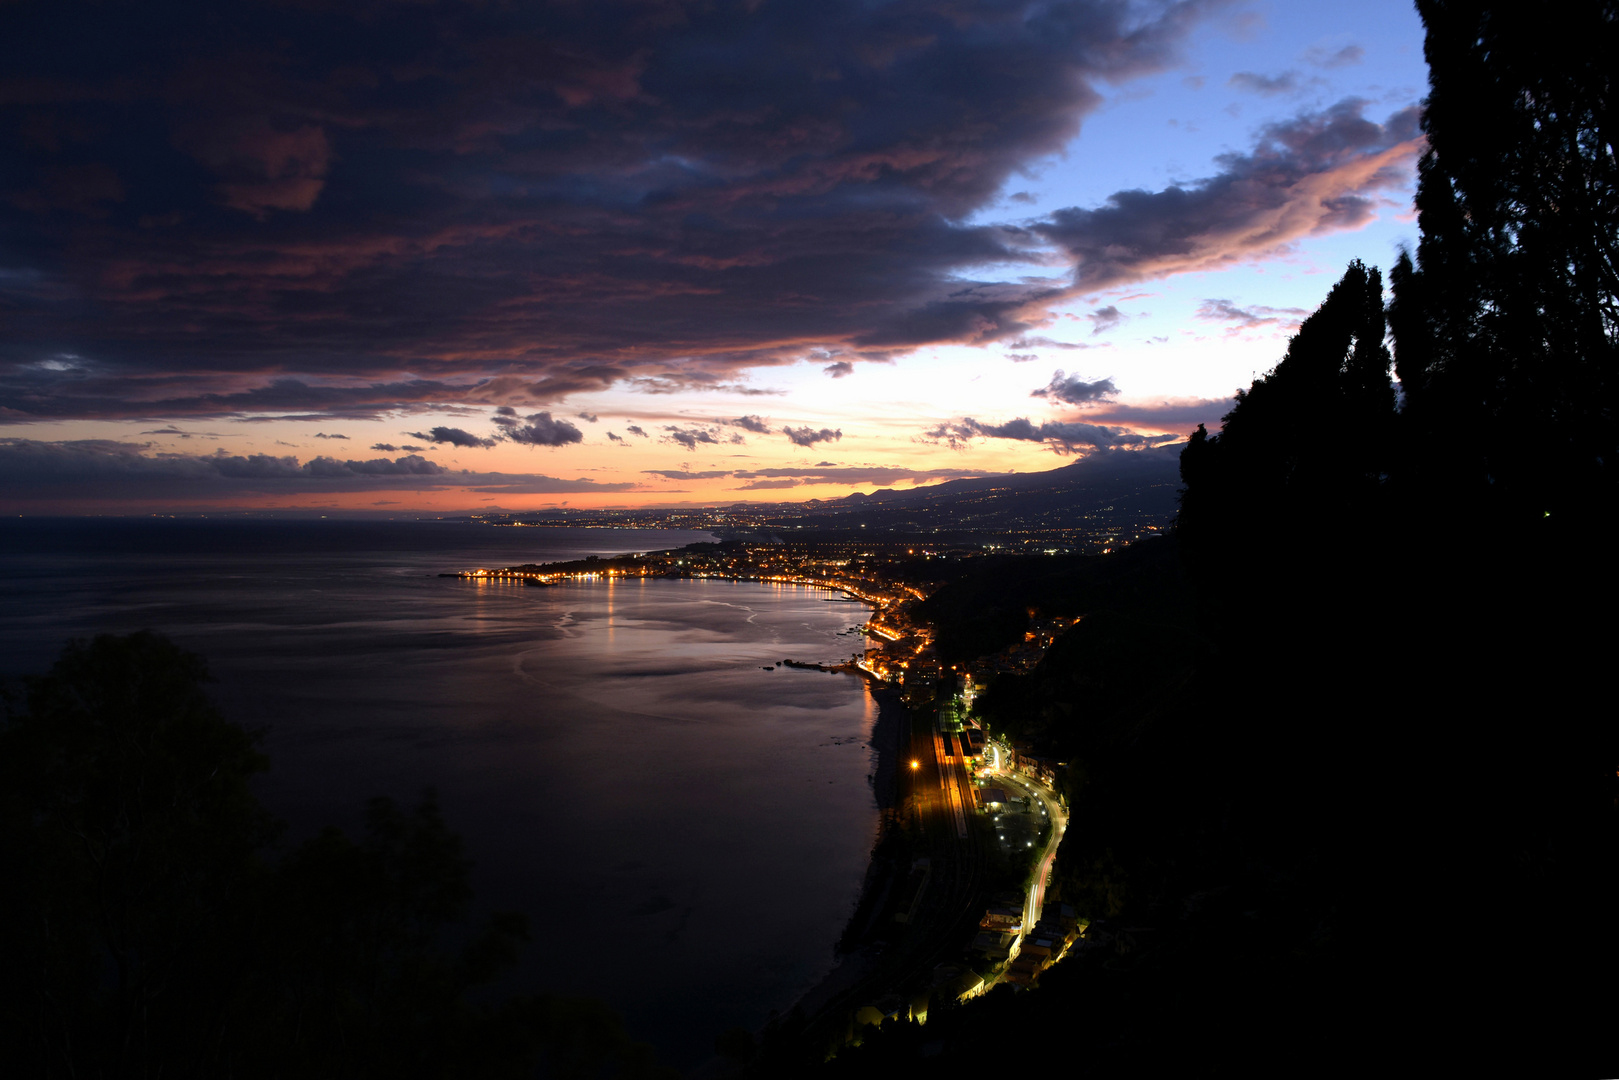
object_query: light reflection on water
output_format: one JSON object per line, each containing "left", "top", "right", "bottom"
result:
{"left": 0, "top": 520, "right": 882, "bottom": 1067}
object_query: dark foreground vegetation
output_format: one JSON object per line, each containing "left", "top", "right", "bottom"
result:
{"left": 813, "top": 2, "right": 1618, "bottom": 1075}
{"left": 0, "top": 631, "right": 676, "bottom": 1079}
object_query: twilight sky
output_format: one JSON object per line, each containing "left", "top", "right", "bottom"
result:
{"left": 1, "top": 0, "right": 1428, "bottom": 514}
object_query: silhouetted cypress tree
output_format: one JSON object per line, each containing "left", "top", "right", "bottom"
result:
{"left": 1178, "top": 259, "right": 1395, "bottom": 611}
{"left": 1391, "top": 0, "right": 1618, "bottom": 524}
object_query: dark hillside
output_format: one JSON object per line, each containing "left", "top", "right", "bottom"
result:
{"left": 916, "top": 535, "right": 1192, "bottom": 664}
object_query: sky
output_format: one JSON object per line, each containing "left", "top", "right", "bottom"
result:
{"left": 0, "top": 0, "right": 1430, "bottom": 514}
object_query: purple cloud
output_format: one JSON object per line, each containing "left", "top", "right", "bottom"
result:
{"left": 0, "top": 0, "right": 1220, "bottom": 423}
{"left": 492, "top": 408, "right": 584, "bottom": 447}
{"left": 1196, "top": 298, "right": 1308, "bottom": 333}
{"left": 732, "top": 465, "right": 1000, "bottom": 487}
{"left": 661, "top": 425, "right": 723, "bottom": 451}
{"left": 1031, "top": 372, "right": 1119, "bottom": 406}
{"left": 0, "top": 438, "right": 633, "bottom": 507}
{"left": 924, "top": 417, "right": 1178, "bottom": 453}
{"left": 783, "top": 426, "right": 842, "bottom": 448}
{"left": 1304, "top": 44, "right": 1364, "bottom": 69}
{"left": 1086, "top": 306, "right": 1127, "bottom": 336}
{"left": 1037, "top": 98, "right": 1424, "bottom": 293}
{"left": 1087, "top": 398, "right": 1236, "bottom": 427}
{"left": 406, "top": 426, "right": 497, "bottom": 449}
{"left": 1229, "top": 71, "right": 1301, "bottom": 96}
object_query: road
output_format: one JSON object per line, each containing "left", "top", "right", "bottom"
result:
{"left": 984, "top": 743, "right": 1068, "bottom": 938}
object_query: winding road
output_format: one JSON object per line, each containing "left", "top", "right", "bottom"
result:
{"left": 985, "top": 744, "right": 1068, "bottom": 938}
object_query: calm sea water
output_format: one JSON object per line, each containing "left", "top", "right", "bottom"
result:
{"left": 0, "top": 519, "right": 884, "bottom": 1067}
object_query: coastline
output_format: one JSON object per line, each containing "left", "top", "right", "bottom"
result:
{"left": 836, "top": 678, "right": 907, "bottom": 954}
{"left": 439, "top": 547, "right": 917, "bottom": 1064}
{"left": 746, "top": 676, "right": 910, "bottom": 1052}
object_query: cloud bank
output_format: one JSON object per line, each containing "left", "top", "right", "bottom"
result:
{"left": 0, "top": 439, "right": 634, "bottom": 506}
{"left": 1, "top": 0, "right": 1227, "bottom": 422}
{"left": 924, "top": 417, "right": 1179, "bottom": 454}
{"left": 1037, "top": 98, "right": 1423, "bottom": 293}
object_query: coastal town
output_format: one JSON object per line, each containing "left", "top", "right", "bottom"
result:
{"left": 447, "top": 538, "right": 1082, "bottom": 710}
{"left": 450, "top": 536, "right": 1098, "bottom": 1053}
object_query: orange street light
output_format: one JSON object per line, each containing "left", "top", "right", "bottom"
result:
{"left": 910, "top": 759, "right": 921, "bottom": 771}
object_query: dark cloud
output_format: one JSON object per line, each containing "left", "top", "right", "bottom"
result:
{"left": 1032, "top": 371, "right": 1119, "bottom": 406}
{"left": 605, "top": 431, "right": 624, "bottom": 443}
{"left": 313, "top": 432, "right": 348, "bottom": 440}
{"left": 783, "top": 426, "right": 842, "bottom": 448}
{"left": 732, "top": 465, "right": 1001, "bottom": 487}
{"left": 1005, "top": 333, "right": 1093, "bottom": 362}
{"left": 492, "top": 409, "right": 584, "bottom": 447}
{"left": 576, "top": 412, "right": 599, "bottom": 423}
{"left": 1086, "top": 305, "right": 1127, "bottom": 335}
{"left": 1304, "top": 44, "right": 1364, "bottom": 69}
{"left": 729, "top": 415, "right": 771, "bottom": 434}
{"left": 0, "top": 0, "right": 1220, "bottom": 421}
{"left": 625, "top": 426, "right": 649, "bottom": 438}
{"left": 823, "top": 361, "right": 854, "bottom": 379}
{"left": 0, "top": 438, "right": 630, "bottom": 507}
{"left": 1195, "top": 298, "right": 1307, "bottom": 332}
{"left": 1087, "top": 397, "right": 1235, "bottom": 426}
{"left": 1006, "top": 336, "right": 1089, "bottom": 351}
{"left": 641, "top": 463, "right": 1003, "bottom": 489}
{"left": 1229, "top": 71, "right": 1300, "bottom": 95}
{"left": 661, "top": 425, "right": 723, "bottom": 451}
{"left": 0, "top": 376, "right": 498, "bottom": 424}
{"left": 1036, "top": 98, "right": 1424, "bottom": 292}
{"left": 467, "top": 476, "right": 635, "bottom": 495}
{"left": 370, "top": 443, "right": 399, "bottom": 452}
{"left": 923, "top": 417, "right": 1178, "bottom": 453}
{"left": 406, "top": 426, "right": 497, "bottom": 449}
{"left": 645, "top": 470, "right": 732, "bottom": 481}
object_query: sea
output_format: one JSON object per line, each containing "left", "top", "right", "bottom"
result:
{"left": 0, "top": 518, "right": 886, "bottom": 1067}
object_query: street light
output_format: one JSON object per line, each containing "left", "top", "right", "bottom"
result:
{"left": 910, "top": 759, "right": 921, "bottom": 771}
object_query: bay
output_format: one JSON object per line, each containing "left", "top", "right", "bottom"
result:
{"left": 0, "top": 519, "right": 884, "bottom": 1067}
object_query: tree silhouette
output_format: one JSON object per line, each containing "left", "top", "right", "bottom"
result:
{"left": 1391, "top": 0, "right": 1618, "bottom": 523}
{"left": 1178, "top": 258, "right": 1395, "bottom": 614}
{"left": 0, "top": 631, "right": 276, "bottom": 1076}
{"left": 0, "top": 632, "right": 673, "bottom": 1079}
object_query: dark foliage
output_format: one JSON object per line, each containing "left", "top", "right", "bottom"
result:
{"left": 918, "top": 537, "right": 1192, "bottom": 664}
{"left": 1391, "top": 0, "right": 1618, "bottom": 523}
{"left": 1177, "top": 257, "right": 1396, "bottom": 623}
{"left": 0, "top": 631, "right": 673, "bottom": 1079}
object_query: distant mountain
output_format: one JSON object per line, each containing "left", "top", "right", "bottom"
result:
{"left": 759, "top": 445, "right": 1184, "bottom": 537}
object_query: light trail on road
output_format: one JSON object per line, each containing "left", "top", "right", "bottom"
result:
{"left": 985, "top": 741, "right": 1069, "bottom": 940}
